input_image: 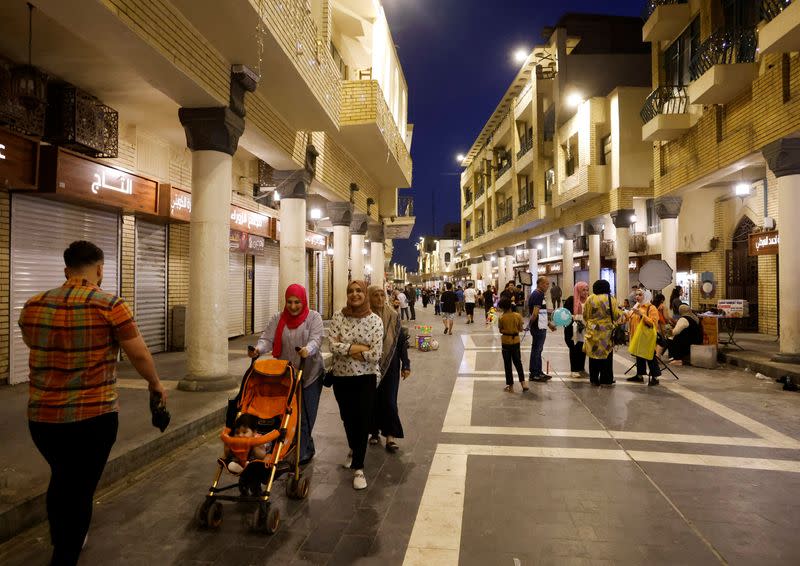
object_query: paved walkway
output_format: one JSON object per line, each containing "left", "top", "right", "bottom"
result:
{"left": 2, "top": 304, "right": 799, "bottom": 565}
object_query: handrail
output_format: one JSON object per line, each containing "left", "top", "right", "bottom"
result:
{"left": 640, "top": 85, "right": 689, "bottom": 124}
{"left": 496, "top": 161, "right": 512, "bottom": 178}
{"left": 398, "top": 196, "right": 414, "bottom": 217}
{"left": 518, "top": 200, "right": 536, "bottom": 215}
{"left": 475, "top": 185, "right": 485, "bottom": 199}
{"left": 496, "top": 215, "right": 512, "bottom": 228}
{"left": 762, "top": 0, "right": 793, "bottom": 23}
{"left": 642, "top": 0, "right": 688, "bottom": 21}
{"left": 690, "top": 27, "right": 757, "bottom": 81}
{"left": 516, "top": 137, "right": 533, "bottom": 159}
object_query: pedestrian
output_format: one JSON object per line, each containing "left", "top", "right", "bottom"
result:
{"left": 582, "top": 279, "right": 622, "bottom": 386}
{"left": 500, "top": 281, "right": 517, "bottom": 312}
{"left": 455, "top": 285, "right": 465, "bottom": 316}
{"left": 434, "top": 288, "right": 442, "bottom": 315}
{"left": 515, "top": 284, "right": 525, "bottom": 310}
{"left": 563, "top": 281, "right": 589, "bottom": 377}
{"left": 405, "top": 284, "right": 417, "bottom": 320}
{"left": 550, "top": 281, "right": 562, "bottom": 309}
{"left": 498, "top": 297, "right": 528, "bottom": 392}
{"left": 483, "top": 285, "right": 495, "bottom": 325}
{"left": 464, "top": 282, "right": 477, "bottom": 324}
{"left": 440, "top": 281, "right": 458, "bottom": 335}
{"left": 669, "top": 285, "right": 684, "bottom": 320}
{"left": 397, "top": 288, "right": 410, "bottom": 320}
{"left": 251, "top": 283, "right": 324, "bottom": 465}
{"left": 665, "top": 304, "right": 703, "bottom": 365}
{"left": 527, "top": 276, "right": 556, "bottom": 381}
{"left": 18, "top": 241, "right": 167, "bottom": 566}
{"left": 367, "top": 286, "right": 410, "bottom": 453}
{"left": 627, "top": 288, "right": 662, "bottom": 386}
{"left": 422, "top": 288, "right": 429, "bottom": 308}
{"left": 328, "top": 280, "right": 384, "bottom": 490}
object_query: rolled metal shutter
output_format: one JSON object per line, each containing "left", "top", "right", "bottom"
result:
{"left": 253, "top": 241, "right": 280, "bottom": 334}
{"left": 135, "top": 220, "right": 167, "bottom": 353}
{"left": 227, "top": 251, "right": 246, "bottom": 338}
{"left": 10, "top": 195, "right": 120, "bottom": 384}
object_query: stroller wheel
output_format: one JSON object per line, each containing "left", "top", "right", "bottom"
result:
{"left": 286, "top": 475, "right": 310, "bottom": 500}
{"left": 195, "top": 499, "right": 211, "bottom": 528}
{"left": 266, "top": 506, "right": 280, "bottom": 534}
{"left": 252, "top": 503, "right": 280, "bottom": 534}
{"left": 206, "top": 501, "right": 223, "bottom": 529}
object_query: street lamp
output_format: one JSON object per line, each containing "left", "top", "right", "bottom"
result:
{"left": 735, "top": 183, "right": 751, "bottom": 196}
{"left": 566, "top": 92, "right": 584, "bottom": 108}
{"left": 309, "top": 208, "right": 322, "bottom": 220}
{"left": 513, "top": 48, "right": 528, "bottom": 64}
{"left": 456, "top": 153, "right": 465, "bottom": 162}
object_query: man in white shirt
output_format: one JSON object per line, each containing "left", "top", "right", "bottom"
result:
{"left": 397, "top": 291, "right": 410, "bottom": 320}
{"left": 463, "top": 282, "right": 477, "bottom": 324}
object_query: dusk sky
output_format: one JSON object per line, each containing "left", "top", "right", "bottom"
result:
{"left": 382, "top": 0, "right": 647, "bottom": 271}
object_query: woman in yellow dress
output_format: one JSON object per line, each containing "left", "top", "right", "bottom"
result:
{"left": 582, "top": 279, "right": 623, "bottom": 386}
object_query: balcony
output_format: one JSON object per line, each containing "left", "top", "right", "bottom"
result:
{"left": 553, "top": 164, "right": 609, "bottom": 209}
{"left": 476, "top": 227, "right": 486, "bottom": 238}
{"left": 516, "top": 137, "right": 533, "bottom": 160}
{"left": 642, "top": 1, "right": 692, "bottom": 43}
{"left": 759, "top": 1, "right": 800, "bottom": 54}
{"left": 688, "top": 28, "right": 758, "bottom": 105}
{"left": 464, "top": 233, "right": 473, "bottom": 244}
{"left": 475, "top": 184, "right": 486, "bottom": 200}
{"left": 496, "top": 215, "right": 512, "bottom": 229}
{"left": 495, "top": 162, "right": 513, "bottom": 190}
{"left": 383, "top": 196, "right": 415, "bottom": 239}
{"left": 338, "top": 80, "right": 413, "bottom": 188}
{"left": 641, "top": 86, "right": 694, "bottom": 141}
{"left": 518, "top": 200, "right": 536, "bottom": 216}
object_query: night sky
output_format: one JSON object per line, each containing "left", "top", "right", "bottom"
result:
{"left": 382, "top": 0, "right": 647, "bottom": 271}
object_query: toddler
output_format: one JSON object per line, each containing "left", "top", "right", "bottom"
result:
{"left": 225, "top": 413, "right": 271, "bottom": 474}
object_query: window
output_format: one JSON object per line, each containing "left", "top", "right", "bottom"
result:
{"left": 330, "top": 42, "right": 348, "bottom": 80}
{"left": 646, "top": 198, "right": 661, "bottom": 235}
{"left": 600, "top": 134, "right": 611, "bottom": 166}
{"left": 663, "top": 18, "right": 700, "bottom": 86}
{"left": 544, "top": 169, "right": 555, "bottom": 204}
{"left": 444, "top": 252, "right": 451, "bottom": 263}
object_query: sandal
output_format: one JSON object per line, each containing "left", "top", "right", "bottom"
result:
{"left": 503, "top": 385, "right": 513, "bottom": 392}
{"left": 521, "top": 382, "right": 529, "bottom": 392}
{"left": 369, "top": 435, "right": 380, "bottom": 445}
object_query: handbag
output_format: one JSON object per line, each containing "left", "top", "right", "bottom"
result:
{"left": 605, "top": 296, "right": 627, "bottom": 346}
{"left": 629, "top": 319, "right": 657, "bottom": 360}
{"left": 322, "top": 369, "right": 335, "bottom": 388}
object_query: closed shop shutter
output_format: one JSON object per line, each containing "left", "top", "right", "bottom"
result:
{"left": 227, "top": 251, "right": 246, "bottom": 338}
{"left": 253, "top": 241, "right": 280, "bottom": 333}
{"left": 135, "top": 220, "right": 167, "bottom": 353}
{"left": 10, "top": 195, "right": 120, "bottom": 384}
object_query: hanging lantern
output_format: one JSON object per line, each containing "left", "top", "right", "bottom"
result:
{"left": 11, "top": 3, "right": 47, "bottom": 112}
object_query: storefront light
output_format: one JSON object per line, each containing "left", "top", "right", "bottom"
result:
{"left": 326, "top": 247, "right": 334, "bottom": 256}
{"left": 309, "top": 208, "right": 322, "bottom": 220}
{"left": 558, "top": 237, "right": 565, "bottom": 244}
{"left": 735, "top": 183, "right": 751, "bottom": 196}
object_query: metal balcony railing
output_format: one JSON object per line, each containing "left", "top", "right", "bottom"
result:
{"left": 518, "top": 200, "right": 536, "bottom": 215}
{"left": 762, "top": 0, "right": 794, "bottom": 23}
{"left": 476, "top": 227, "right": 486, "bottom": 237}
{"left": 496, "top": 215, "right": 512, "bottom": 228}
{"left": 640, "top": 85, "right": 689, "bottom": 123}
{"left": 496, "top": 161, "right": 512, "bottom": 178}
{"left": 642, "top": 0, "right": 688, "bottom": 21}
{"left": 475, "top": 185, "right": 485, "bottom": 199}
{"left": 517, "top": 137, "right": 533, "bottom": 159}
{"left": 398, "top": 196, "right": 414, "bottom": 217}
{"left": 690, "top": 27, "right": 758, "bottom": 81}
{"left": 464, "top": 234, "right": 473, "bottom": 243}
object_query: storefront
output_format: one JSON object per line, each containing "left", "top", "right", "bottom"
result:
{"left": 135, "top": 219, "right": 168, "bottom": 352}
{"left": 9, "top": 147, "right": 159, "bottom": 383}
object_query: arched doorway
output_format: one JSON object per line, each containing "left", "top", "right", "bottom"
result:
{"left": 726, "top": 216, "right": 758, "bottom": 331}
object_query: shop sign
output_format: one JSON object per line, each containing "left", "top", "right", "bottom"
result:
{"left": 748, "top": 230, "right": 779, "bottom": 256}
{"left": 40, "top": 147, "right": 158, "bottom": 214}
{"left": 248, "top": 234, "right": 266, "bottom": 255}
{"left": 163, "top": 187, "right": 274, "bottom": 239}
{"left": 547, "top": 262, "right": 562, "bottom": 274}
{"left": 168, "top": 187, "right": 191, "bottom": 222}
{"left": 230, "top": 229, "right": 246, "bottom": 251}
{"left": 230, "top": 205, "right": 269, "bottom": 237}
{"left": 0, "top": 129, "right": 39, "bottom": 190}
{"left": 537, "top": 265, "right": 547, "bottom": 275}
{"left": 628, "top": 258, "right": 641, "bottom": 272}
{"left": 305, "top": 231, "right": 327, "bottom": 251}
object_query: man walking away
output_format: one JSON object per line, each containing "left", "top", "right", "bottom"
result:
{"left": 397, "top": 289, "right": 410, "bottom": 320}
{"left": 440, "top": 282, "right": 458, "bottom": 335}
{"left": 405, "top": 284, "right": 417, "bottom": 320}
{"left": 550, "top": 281, "right": 562, "bottom": 309}
{"left": 455, "top": 285, "right": 465, "bottom": 316}
{"left": 19, "top": 241, "right": 166, "bottom": 566}
{"left": 528, "top": 276, "right": 556, "bottom": 381}
{"left": 464, "top": 282, "right": 477, "bottom": 324}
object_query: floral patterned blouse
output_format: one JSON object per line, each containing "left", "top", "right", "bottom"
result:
{"left": 328, "top": 312, "right": 384, "bottom": 377}
{"left": 582, "top": 293, "right": 620, "bottom": 359}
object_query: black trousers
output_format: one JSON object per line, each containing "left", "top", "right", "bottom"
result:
{"left": 371, "top": 362, "right": 404, "bottom": 439}
{"left": 636, "top": 356, "right": 662, "bottom": 378}
{"left": 333, "top": 374, "right": 376, "bottom": 470}
{"left": 588, "top": 353, "right": 614, "bottom": 384}
{"left": 408, "top": 301, "right": 416, "bottom": 320}
{"left": 29, "top": 412, "right": 119, "bottom": 566}
{"left": 501, "top": 343, "right": 526, "bottom": 385}
{"left": 565, "top": 339, "right": 586, "bottom": 372}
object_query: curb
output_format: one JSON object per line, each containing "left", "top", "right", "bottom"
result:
{"left": 718, "top": 351, "right": 800, "bottom": 381}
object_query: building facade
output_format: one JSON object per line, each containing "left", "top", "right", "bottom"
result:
{"left": 0, "top": 0, "right": 414, "bottom": 386}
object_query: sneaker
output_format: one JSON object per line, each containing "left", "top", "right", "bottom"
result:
{"left": 227, "top": 461, "right": 244, "bottom": 474}
{"left": 600, "top": 381, "right": 616, "bottom": 387}
{"left": 342, "top": 450, "right": 353, "bottom": 469}
{"left": 353, "top": 469, "right": 367, "bottom": 490}
{"left": 627, "top": 375, "right": 645, "bottom": 383}
{"left": 531, "top": 374, "right": 552, "bottom": 382}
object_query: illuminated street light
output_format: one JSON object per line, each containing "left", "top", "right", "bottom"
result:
{"left": 566, "top": 92, "right": 584, "bottom": 108}
{"left": 456, "top": 153, "right": 465, "bottom": 162}
{"left": 735, "top": 183, "right": 751, "bottom": 196}
{"left": 630, "top": 214, "right": 638, "bottom": 223}
{"left": 309, "top": 208, "right": 322, "bottom": 220}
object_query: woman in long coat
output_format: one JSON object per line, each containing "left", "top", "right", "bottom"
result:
{"left": 367, "top": 285, "right": 411, "bottom": 453}
{"left": 582, "top": 279, "right": 622, "bottom": 386}
{"left": 563, "top": 281, "right": 589, "bottom": 377}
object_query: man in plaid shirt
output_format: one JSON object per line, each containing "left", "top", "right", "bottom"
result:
{"left": 19, "top": 240, "right": 166, "bottom": 566}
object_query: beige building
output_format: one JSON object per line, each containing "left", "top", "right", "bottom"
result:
{"left": 460, "top": 14, "right": 652, "bottom": 303}
{"left": 0, "top": 0, "right": 414, "bottom": 386}
{"left": 640, "top": 0, "right": 799, "bottom": 361}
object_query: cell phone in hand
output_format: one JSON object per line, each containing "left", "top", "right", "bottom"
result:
{"left": 149, "top": 390, "right": 170, "bottom": 433}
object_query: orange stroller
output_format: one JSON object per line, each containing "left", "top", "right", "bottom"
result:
{"left": 195, "top": 354, "right": 310, "bottom": 534}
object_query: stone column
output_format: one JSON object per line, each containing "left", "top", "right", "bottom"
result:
{"left": 527, "top": 238, "right": 539, "bottom": 279}
{"left": 329, "top": 202, "right": 352, "bottom": 312}
{"left": 350, "top": 214, "right": 368, "bottom": 281}
{"left": 496, "top": 248, "right": 507, "bottom": 287}
{"left": 585, "top": 220, "right": 604, "bottom": 285}
{"left": 560, "top": 225, "right": 581, "bottom": 296}
{"left": 482, "top": 254, "right": 493, "bottom": 290}
{"left": 763, "top": 139, "right": 800, "bottom": 362}
{"left": 504, "top": 246, "right": 516, "bottom": 284}
{"left": 279, "top": 181, "right": 307, "bottom": 295}
{"left": 368, "top": 225, "right": 385, "bottom": 288}
{"left": 177, "top": 66, "right": 256, "bottom": 391}
{"left": 611, "top": 209, "right": 635, "bottom": 300}
{"left": 470, "top": 257, "right": 481, "bottom": 282}
{"left": 656, "top": 196, "right": 682, "bottom": 310}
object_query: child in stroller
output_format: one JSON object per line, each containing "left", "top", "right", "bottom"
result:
{"left": 224, "top": 413, "right": 273, "bottom": 474}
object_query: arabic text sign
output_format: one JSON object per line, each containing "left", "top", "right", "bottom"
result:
{"left": 748, "top": 230, "right": 779, "bottom": 256}
{"left": 230, "top": 205, "right": 270, "bottom": 238}
{"left": 0, "top": 129, "right": 39, "bottom": 190}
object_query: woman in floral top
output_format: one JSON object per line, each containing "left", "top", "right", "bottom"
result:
{"left": 329, "top": 280, "right": 384, "bottom": 490}
{"left": 582, "top": 279, "right": 623, "bottom": 386}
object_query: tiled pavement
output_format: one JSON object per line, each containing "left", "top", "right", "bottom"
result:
{"left": 2, "top": 304, "right": 800, "bottom": 565}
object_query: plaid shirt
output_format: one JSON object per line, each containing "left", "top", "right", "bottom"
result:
{"left": 18, "top": 278, "right": 139, "bottom": 423}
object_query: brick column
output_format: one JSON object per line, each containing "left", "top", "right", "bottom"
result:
{"left": 611, "top": 209, "right": 635, "bottom": 300}
{"left": 656, "top": 196, "right": 683, "bottom": 312}
{"left": 763, "top": 139, "right": 800, "bottom": 362}
{"left": 177, "top": 65, "right": 256, "bottom": 391}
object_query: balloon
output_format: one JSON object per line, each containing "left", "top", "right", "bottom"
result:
{"left": 552, "top": 308, "right": 573, "bottom": 327}
{"left": 429, "top": 339, "right": 439, "bottom": 351}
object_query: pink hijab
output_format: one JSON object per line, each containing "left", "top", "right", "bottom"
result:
{"left": 573, "top": 281, "right": 589, "bottom": 315}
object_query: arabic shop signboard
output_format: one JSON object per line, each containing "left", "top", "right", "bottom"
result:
{"left": 0, "top": 128, "right": 39, "bottom": 190}
{"left": 748, "top": 230, "right": 779, "bottom": 256}
{"left": 305, "top": 231, "right": 327, "bottom": 251}
{"left": 167, "top": 186, "right": 191, "bottom": 222}
{"left": 39, "top": 147, "right": 158, "bottom": 214}
{"left": 163, "top": 186, "right": 274, "bottom": 239}
{"left": 230, "top": 230, "right": 267, "bottom": 254}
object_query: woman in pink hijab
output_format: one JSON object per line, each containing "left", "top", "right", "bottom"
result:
{"left": 563, "top": 281, "right": 590, "bottom": 377}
